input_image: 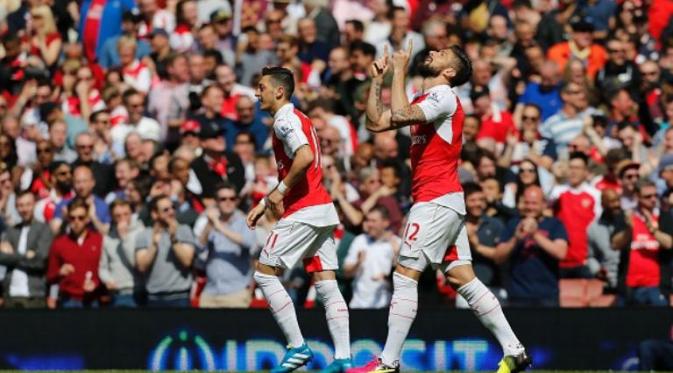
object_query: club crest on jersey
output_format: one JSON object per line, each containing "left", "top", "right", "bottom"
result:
{"left": 581, "top": 198, "right": 592, "bottom": 208}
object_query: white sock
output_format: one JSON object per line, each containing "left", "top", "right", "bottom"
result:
{"left": 458, "top": 278, "right": 524, "bottom": 356}
{"left": 380, "top": 272, "right": 418, "bottom": 367}
{"left": 254, "top": 271, "right": 305, "bottom": 348}
{"left": 315, "top": 279, "right": 351, "bottom": 359}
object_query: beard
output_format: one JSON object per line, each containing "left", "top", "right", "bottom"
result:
{"left": 56, "top": 181, "right": 72, "bottom": 193}
{"left": 418, "top": 61, "right": 440, "bottom": 78}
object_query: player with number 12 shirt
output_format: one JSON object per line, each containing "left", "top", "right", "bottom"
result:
{"left": 347, "top": 42, "right": 531, "bottom": 373}
{"left": 246, "top": 67, "right": 352, "bottom": 373}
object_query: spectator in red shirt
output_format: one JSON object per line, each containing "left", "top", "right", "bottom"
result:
{"left": 472, "top": 85, "right": 517, "bottom": 145}
{"left": 46, "top": 198, "right": 104, "bottom": 308}
{"left": 550, "top": 152, "right": 602, "bottom": 278}
{"left": 613, "top": 180, "right": 672, "bottom": 306}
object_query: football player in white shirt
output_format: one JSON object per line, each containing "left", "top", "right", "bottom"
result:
{"left": 247, "top": 67, "right": 351, "bottom": 373}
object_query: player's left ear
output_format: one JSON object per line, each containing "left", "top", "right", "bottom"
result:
{"left": 441, "top": 67, "right": 456, "bottom": 83}
{"left": 275, "top": 85, "right": 285, "bottom": 101}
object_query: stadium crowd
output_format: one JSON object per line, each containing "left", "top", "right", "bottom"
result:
{"left": 0, "top": 0, "right": 671, "bottom": 309}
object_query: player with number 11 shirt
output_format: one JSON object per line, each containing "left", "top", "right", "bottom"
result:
{"left": 347, "top": 42, "right": 530, "bottom": 373}
{"left": 246, "top": 67, "right": 352, "bottom": 373}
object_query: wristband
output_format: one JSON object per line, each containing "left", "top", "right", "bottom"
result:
{"left": 259, "top": 198, "right": 267, "bottom": 208}
{"left": 277, "top": 181, "right": 288, "bottom": 195}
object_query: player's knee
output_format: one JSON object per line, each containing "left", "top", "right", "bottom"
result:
{"left": 445, "top": 262, "right": 475, "bottom": 289}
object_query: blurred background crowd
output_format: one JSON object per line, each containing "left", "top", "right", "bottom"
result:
{"left": 0, "top": 0, "right": 672, "bottom": 309}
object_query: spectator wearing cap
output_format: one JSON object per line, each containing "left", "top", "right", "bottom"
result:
{"left": 112, "top": 89, "right": 162, "bottom": 157}
{"left": 472, "top": 85, "right": 517, "bottom": 145}
{"left": 210, "top": 9, "right": 236, "bottom": 67}
{"left": 549, "top": 152, "right": 602, "bottom": 278}
{"left": 547, "top": 15, "right": 608, "bottom": 80}
{"left": 225, "top": 96, "right": 269, "bottom": 152}
{"left": 179, "top": 119, "right": 202, "bottom": 155}
{"left": 612, "top": 179, "right": 672, "bottom": 306}
{"left": 190, "top": 119, "right": 245, "bottom": 201}
{"left": 197, "top": 0, "right": 232, "bottom": 26}
{"left": 617, "top": 159, "right": 641, "bottom": 211}
{"left": 540, "top": 81, "right": 599, "bottom": 158}
{"left": 99, "top": 11, "right": 152, "bottom": 70}
{"left": 148, "top": 53, "right": 191, "bottom": 138}
{"left": 79, "top": 0, "right": 136, "bottom": 62}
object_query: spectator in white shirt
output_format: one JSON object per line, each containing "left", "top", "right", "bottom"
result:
{"left": 343, "top": 206, "right": 400, "bottom": 309}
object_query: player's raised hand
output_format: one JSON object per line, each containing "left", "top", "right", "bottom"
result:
{"left": 369, "top": 45, "right": 390, "bottom": 80}
{"left": 392, "top": 39, "right": 413, "bottom": 73}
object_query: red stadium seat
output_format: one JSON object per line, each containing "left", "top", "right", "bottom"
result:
{"left": 559, "top": 279, "right": 588, "bottom": 307}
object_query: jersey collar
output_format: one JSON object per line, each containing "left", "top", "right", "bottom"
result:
{"left": 274, "top": 103, "right": 294, "bottom": 120}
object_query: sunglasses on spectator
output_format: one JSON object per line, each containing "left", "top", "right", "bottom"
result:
{"left": 521, "top": 115, "right": 539, "bottom": 122}
{"left": 519, "top": 167, "right": 536, "bottom": 174}
{"left": 623, "top": 173, "right": 639, "bottom": 179}
{"left": 69, "top": 214, "right": 87, "bottom": 221}
{"left": 217, "top": 196, "right": 237, "bottom": 202}
{"left": 77, "top": 144, "right": 94, "bottom": 149}
{"left": 607, "top": 48, "right": 624, "bottom": 54}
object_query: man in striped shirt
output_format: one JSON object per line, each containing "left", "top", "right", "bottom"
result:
{"left": 540, "top": 81, "right": 599, "bottom": 159}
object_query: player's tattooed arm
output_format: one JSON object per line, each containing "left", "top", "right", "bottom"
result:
{"left": 391, "top": 105, "right": 427, "bottom": 125}
{"left": 365, "top": 78, "right": 393, "bottom": 132}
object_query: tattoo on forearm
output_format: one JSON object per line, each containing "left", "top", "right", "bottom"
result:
{"left": 392, "top": 107, "right": 418, "bottom": 123}
{"left": 374, "top": 82, "right": 383, "bottom": 115}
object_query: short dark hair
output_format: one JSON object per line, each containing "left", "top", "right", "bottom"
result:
{"left": 215, "top": 181, "right": 237, "bottom": 195}
{"left": 16, "top": 189, "right": 36, "bottom": 201}
{"left": 462, "top": 181, "right": 483, "bottom": 197}
{"left": 89, "top": 109, "right": 109, "bottom": 124}
{"left": 110, "top": 198, "right": 133, "bottom": 214}
{"left": 569, "top": 151, "right": 589, "bottom": 166}
{"left": 350, "top": 41, "right": 376, "bottom": 57}
{"left": 636, "top": 179, "right": 657, "bottom": 195}
{"left": 122, "top": 88, "right": 142, "bottom": 105}
{"left": 49, "top": 160, "right": 70, "bottom": 174}
{"left": 369, "top": 205, "right": 390, "bottom": 220}
{"left": 67, "top": 197, "right": 89, "bottom": 214}
{"left": 448, "top": 45, "right": 472, "bottom": 87}
{"left": 262, "top": 66, "right": 295, "bottom": 99}
{"left": 345, "top": 19, "right": 364, "bottom": 33}
{"left": 149, "top": 194, "right": 171, "bottom": 212}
